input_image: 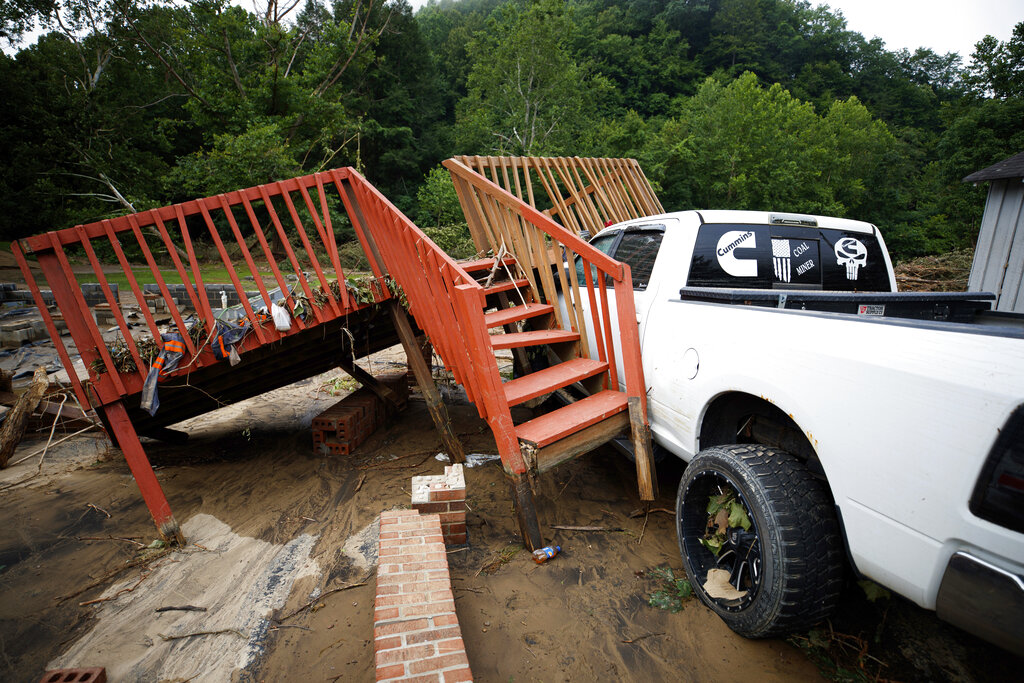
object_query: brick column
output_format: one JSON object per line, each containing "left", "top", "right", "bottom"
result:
{"left": 374, "top": 509, "right": 472, "bottom": 682}
{"left": 411, "top": 464, "right": 467, "bottom": 546}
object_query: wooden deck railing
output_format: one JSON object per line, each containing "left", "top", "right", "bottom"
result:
{"left": 13, "top": 170, "right": 387, "bottom": 413}
{"left": 445, "top": 158, "right": 648, "bottom": 419}
{"left": 451, "top": 155, "right": 663, "bottom": 247}
{"left": 337, "top": 169, "right": 531, "bottom": 475}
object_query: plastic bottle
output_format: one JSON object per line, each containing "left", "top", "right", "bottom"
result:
{"left": 532, "top": 545, "right": 561, "bottom": 564}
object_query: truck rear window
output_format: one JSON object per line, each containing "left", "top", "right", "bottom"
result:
{"left": 687, "top": 223, "right": 891, "bottom": 292}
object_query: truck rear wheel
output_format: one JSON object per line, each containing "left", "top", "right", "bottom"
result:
{"left": 676, "top": 444, "right": 843, "bottom": 638}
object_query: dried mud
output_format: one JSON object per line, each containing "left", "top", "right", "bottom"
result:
{"left": 0, "top": 369, "right": 1020, "bottom": 682}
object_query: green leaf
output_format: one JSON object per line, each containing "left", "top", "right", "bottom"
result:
{"left": 699, "top": 536, "right": 724, "bottom": 556}
{"left": 727, "top": 500, "right": 751, "bottom": 530}
{"left": 857, "top": 580, "right": 891, "bottom": 603}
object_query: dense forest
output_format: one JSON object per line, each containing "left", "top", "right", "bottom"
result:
{"left": 1, "top": 0, "right": 1021, "bottom": 261}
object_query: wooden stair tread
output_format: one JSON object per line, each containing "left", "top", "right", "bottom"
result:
{"left": 503, "top": 358, "right": 608, "bottom": 407}
{"left": 459, "top": 256, "right": 517, "bottom": 273}
{"left": 491, "top": 329, "right": 579, "bottom": 350}
{"left": 484, "top": 303, "right": 554, "bottom": 328}
{"left": 516, "top": 390, "right": 628, "bottom": 448}
{"left": 482, "top": 278, "right": 530, "bottom": 295}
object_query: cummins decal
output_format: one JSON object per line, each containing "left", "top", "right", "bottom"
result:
{"left": 835, "top": 237, "right": 867, "bottom": 280}
{"left": 716, "top": 230, "right": 758, "bottom": 277}
{"left": 771, "top": 238, "right": 791, "bottom": 282}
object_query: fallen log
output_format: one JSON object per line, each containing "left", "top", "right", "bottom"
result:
{"left": 0, "top": 366, "right": 48, "bottom": 468}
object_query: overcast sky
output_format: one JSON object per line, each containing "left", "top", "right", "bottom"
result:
{"left": 406, "top": 0, "right": 1020, "bottom": 62}
{"left": 6, "top": 0, "right": 1020, "bottom": 61}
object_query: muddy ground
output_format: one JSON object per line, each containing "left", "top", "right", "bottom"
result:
{"left": 0, "top": 362, "right": 1021, "bottom": 682}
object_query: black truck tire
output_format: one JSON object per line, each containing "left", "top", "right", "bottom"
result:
{"left": 675, "top": 444, "right": 843, "bottom": 638}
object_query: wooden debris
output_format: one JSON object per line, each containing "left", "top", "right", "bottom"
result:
{"left": 157, "top": 629, "right": 245, "bottom": 641}
{"left": 628, "top": 508, "right": 674, "bottom": 518}
{"left": 0, "top": 366, "right": 48, "bottom": 468}
{"left": 87, "top": 503, "right": 112, "bottom": 518}
{"left": 156, "top": 605, "right": 207, "bottom": 613}
{"left": 275, "top": 578, "right": 368, "bottom": 622}
{"left": 622, "top": 632, "right": 665, "bottom": 644}
{"left": 550, "top": 525, "right": 624, "bottom": 532}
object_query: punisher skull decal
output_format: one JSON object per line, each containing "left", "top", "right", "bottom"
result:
{"left": 834, "top": 237, "right": 867, "bottom": 281}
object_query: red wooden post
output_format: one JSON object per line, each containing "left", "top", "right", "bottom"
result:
{"left": 101, "top": 401, "right": 185, "bottom": 544}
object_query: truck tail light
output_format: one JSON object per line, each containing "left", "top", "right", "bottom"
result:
{"left": 970, "top": 406, "right": 1024, "bottom": 534}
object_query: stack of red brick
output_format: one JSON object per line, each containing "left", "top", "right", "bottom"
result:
{"left": 312, "top": 373, "right": 407, "bottom": 455}
{"left": 374, "top": 509, "right": 473, "bottom": 682}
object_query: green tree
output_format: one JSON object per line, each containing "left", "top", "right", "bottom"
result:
{"left": 455, "top": 0, "right": 597, "bottom": 154}
{"left": 967, "top": 22, "right": 1024, "bottom": 98}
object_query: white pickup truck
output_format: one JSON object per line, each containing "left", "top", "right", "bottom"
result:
{"left": 571, "top": 210, "right": 1024, "bottom": 651}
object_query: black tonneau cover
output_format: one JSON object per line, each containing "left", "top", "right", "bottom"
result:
{"left": 679, "top": 287, "right": 996, "bottom": 323}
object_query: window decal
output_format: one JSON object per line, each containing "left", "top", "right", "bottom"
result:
{"left": 716, "top": 230, "right": 758, "bottom": 277}
{"left": 834, "top": 237, "right": 867, "bottom": 281}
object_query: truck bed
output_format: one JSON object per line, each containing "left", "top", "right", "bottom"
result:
{"left": 679, "top": 287, "right": 1001, "bottom": 324}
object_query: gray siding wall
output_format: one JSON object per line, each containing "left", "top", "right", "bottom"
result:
{"left": 968, "top": 178, "right": 1024, "bottom": 312}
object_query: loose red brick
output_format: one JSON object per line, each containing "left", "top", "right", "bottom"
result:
{"left": 432, "top": 614, "right": 459, "bottom": 627}
{"left": 400, "top": 601, "right": 456, "bottom": 618}
{"left": 405, "top": 626, "right": 462, "bottom": 645}
{"left": 427, "top": 488, "right": 465, "bottom": 502}
{"left": 375, "top": 635, "right": 403, "bottom": 651}
{"left": 377, "top": 592, "right": 439, "bottom": 607}
{"left": 408, "top": 653, "right": 471, "bottom": 675}
{"left": 375, "top": 643, "right": 437, "bottom": 666}
{"left": 376, "top": 663, "right": 406, "bottom": 680}
{"left": 402, "top": 560, "right": 449, "bottom": 572}
{"left": 374, "top": 618, "right": 430, "bottom": 637}
{"left": 437, "top": 637, "right": 466, "bottom": 654}
{"left": 412, "top": 501, "right": 449, "bottom": 514}
{"left": 425, "top": 589, "right": 454, "bottom": 602}
{"left": 398, "top": 580, "right": 451, "bottom": 594}
{"left": 374, "top": 606, "right": 400, "bottom": 622}
{"left": 437, "top": 511, "right": 463, "bottom": 525}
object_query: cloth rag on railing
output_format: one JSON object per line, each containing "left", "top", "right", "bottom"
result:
{"left": 210, "top": 319, "right": 250, "bottom": 365}
{"left": 140, "top": 333, "right": 185, "bottom": 416}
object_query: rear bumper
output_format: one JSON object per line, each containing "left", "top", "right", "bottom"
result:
{"left": 936, "top": 551, "right": 1024, "bottom": 653}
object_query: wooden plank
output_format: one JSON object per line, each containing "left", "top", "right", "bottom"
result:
{"left": 629, "top": 396, "right": 658, "bottom": 501}
{"left": 101, "top": 400, "right": 185, "bottom": 544}
{"left": 490, "top": 329, "right": 579, "bottom": 350}
{"left": 0, "top": 366, "right": 48, "bottom": 468}
{"left": 482, "top": 277, "right": 531, "bottom": 296}
{"left": 527, "top": 412, "right": 630, "bottom": 474}
{"left": 387, "top": 301, "right": 465, "bottom": 463}
{"left": 483, "top": 302, "right": 553, "bottom": 328}
{"left": 502, "top": 358, "right": 608, "bottom": 406}
{"left": 516, "top": 390, "right": 628, "bottom": 449}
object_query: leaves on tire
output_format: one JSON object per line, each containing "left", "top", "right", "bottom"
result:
{"left": 703, "top": 568, "right": 748, "bottom": 601}
{"left": 701, "top": 490, "right": 751, "bottom": 556}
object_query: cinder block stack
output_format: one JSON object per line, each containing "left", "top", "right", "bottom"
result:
{"left": 311, "top": 373, "right": 408, "bottom": 455}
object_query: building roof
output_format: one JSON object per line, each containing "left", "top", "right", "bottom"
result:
{"left": 963, "top": 150, "right": 1024, "bottom": 183}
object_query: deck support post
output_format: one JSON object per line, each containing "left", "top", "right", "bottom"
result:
{"left": 510, "top": 472, "right": 544, "bottom": 551}
{"left": 387, "top": 301, "right": 465, "bottom": 463}
{"left": 628, "top": 397, "right": 658, "bottom": 501}
{"left": 100, "top": 401, "right": 186, "bottom": 545}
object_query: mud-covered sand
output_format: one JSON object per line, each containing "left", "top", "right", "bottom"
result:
{"left": 1, "top": 362, "right": 1020, "bottom": 682}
